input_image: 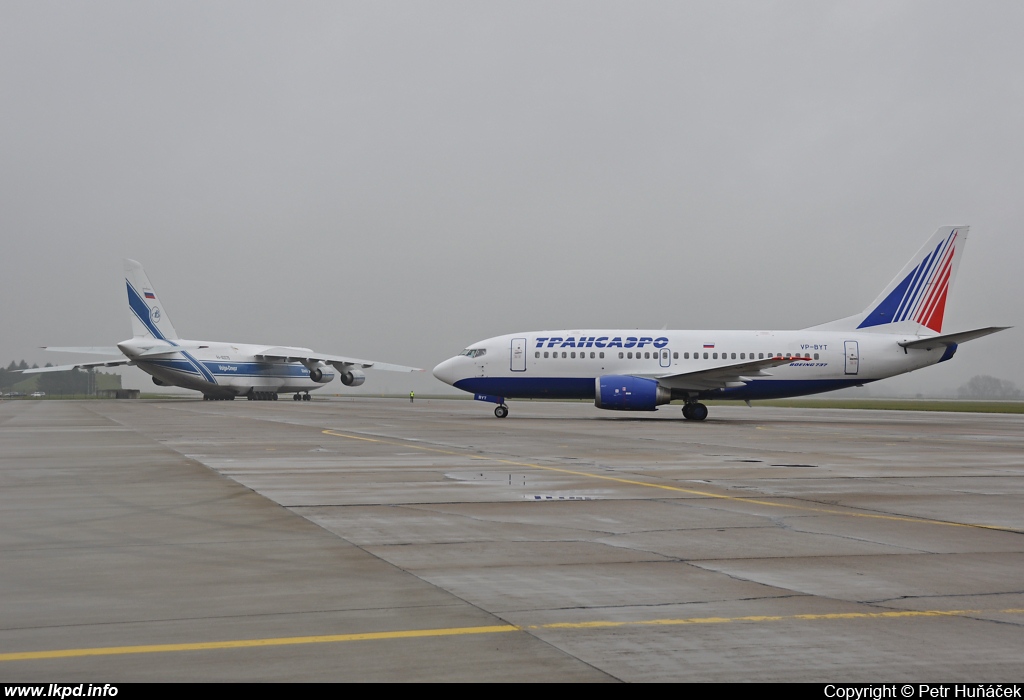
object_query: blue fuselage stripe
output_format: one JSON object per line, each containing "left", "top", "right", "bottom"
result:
{"left": 453, "top": 377, "right": 872, "bottom": 402}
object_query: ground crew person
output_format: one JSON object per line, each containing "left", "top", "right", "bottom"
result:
{"left": 410, "top": 391, "right": 414, "bottom": 403}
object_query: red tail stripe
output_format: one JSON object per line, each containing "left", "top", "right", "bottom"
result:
{"left": 914, "top": 240, "right": 956, "bottom": 327}
{"left": 917, "top": 262, "right": 952, "bottom": 331}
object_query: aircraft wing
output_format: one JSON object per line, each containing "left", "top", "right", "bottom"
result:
{"left": 44, "top": 343, "right": 214, "bottom": 358}
{"left": 19, "top": 359, "right": 134, "bottom": 373}
{"left": 898, "top": 326, "right": 1010, "bottom": 350}
{"left": 641, "top": 355, "right": 810, "bottom": 391}
{"left": 253, "top": 347, "right": 422, "bottom": 372}
{"left": 43, "top": 346, "right": 123, "bottom": 355}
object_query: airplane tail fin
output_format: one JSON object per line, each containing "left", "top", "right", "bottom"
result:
{"left": 124, "top": 259, "right": 180, "bottom": 341}
{"left": 807, "top": 226, "right": 969, "bottom": 334}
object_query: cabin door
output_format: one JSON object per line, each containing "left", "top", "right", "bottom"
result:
{"left": 844, "top": 340, "right": 860, "bottom": 375}
{"left": 510, "top": 338, "right": 527, "bottom": 372}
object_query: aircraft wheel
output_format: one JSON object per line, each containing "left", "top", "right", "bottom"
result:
{"left": 690, "top": 403, "right": 708, "bottom": 421}
{"left": 303, "top": 393, "right": 311, "bottom": 401}
{"left": 494, "top": 404, "right": 509, "bottom": 418}
{"left": 293, "top": 394, "right": 300, "bottom": 401}
{"left": 681, "top": 404, "right": 693, "bottom": 420}
{"left": 272, "top": 393, "right": 278, "bottom": 401}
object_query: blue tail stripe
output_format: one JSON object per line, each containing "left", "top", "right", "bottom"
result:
{"left": 126, "top": 280, "right": 171, "bottom": 342}
{"left": 906, "top": 232, "right": 954, "bottom": 321}
{"left": 892, "top": 256, "right": 928, "bottom": 322}
{"left": 857, "top": 269, "right": 916, "bottom": 328}
{"left": 895, "top": 238, "right": 943, "bottom": 322}
{"left": 898, "top": 240, "right": 942, "bottom": 321}
{"left": 898, "top": 234, "right": 951, "bottom": 322}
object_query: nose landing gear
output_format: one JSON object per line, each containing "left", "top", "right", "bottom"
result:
{"left": 494, "top": 404, "right": 509, "bottom": 418}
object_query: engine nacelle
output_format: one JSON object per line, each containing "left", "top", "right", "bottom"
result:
{"left": 594, "top": 375, "right": 671, "bottom": 411}
{"left": 339, "top": 369, "right": 366, "bottom": 387}
{"left": 152, "top": 376, "right": 168, "bottom": 386}
{"left": 308, "top": 366, "right": 334, "bottom": 383}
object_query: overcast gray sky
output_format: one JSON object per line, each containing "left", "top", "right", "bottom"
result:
{"left": 2, "top": 1, "right": 1021, "bottom": 396}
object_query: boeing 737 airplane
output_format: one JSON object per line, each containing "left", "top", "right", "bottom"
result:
{"left": 22, "top": 259, "right": 420, "bottom": 400}
{"left": 433, "top": 226, "right": 1008, "bottom": 420}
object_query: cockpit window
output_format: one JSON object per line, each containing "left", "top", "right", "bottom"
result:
{"left": 460, "top": 348, "right": 487, "bottom": 358}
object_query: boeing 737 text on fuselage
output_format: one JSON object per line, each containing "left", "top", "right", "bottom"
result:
{"left": 432, "top": 226, "right": 1008, "bottom": 420}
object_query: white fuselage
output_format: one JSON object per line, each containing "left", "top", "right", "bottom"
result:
{"left": 432, "top": 329, "right": 954, "bottom": 402}
{"left": 118, "top": 337, "right": 333, "bottom": 397}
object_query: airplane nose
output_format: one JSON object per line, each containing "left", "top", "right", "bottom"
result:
{"left": 432, "top": 357, "right": 460, "bottom": 386}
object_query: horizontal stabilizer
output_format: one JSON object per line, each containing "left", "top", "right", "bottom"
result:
{"left": 898, "top": 326, "right": 1010, "bottom": 350}
{"left": 134, "top": 343, "right": 210, "bottom": 358}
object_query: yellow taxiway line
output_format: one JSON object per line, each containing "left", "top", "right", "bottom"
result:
{"left": 3, "top": 609, "right": 1022, "bottom": 662}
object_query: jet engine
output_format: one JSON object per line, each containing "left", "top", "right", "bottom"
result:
{"left": 594, "top": 375, "right": 671, "bottom": 411}
{"left": 339, "top": 369, "right": 366, "bottom": 387}
{"left": 308, "top": 366, "right": 334, "bottom": 383}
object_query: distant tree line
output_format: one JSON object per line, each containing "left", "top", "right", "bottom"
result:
{"left": 957, "top": 375, "right": 1023, "bottom": 400}
{"left": 0, "top": 360, "right": 35, "bottom": 393}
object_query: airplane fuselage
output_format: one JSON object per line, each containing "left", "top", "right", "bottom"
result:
{"left": 432, "top": 329, "right": 954, "bottom": 403}
{"left": 117, "top": 338, "right": 335, "bottom": 398}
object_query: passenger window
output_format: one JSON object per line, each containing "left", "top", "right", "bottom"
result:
{"left": 785, "top": 353, "right": 791, "bottom": 359}
{"left": 618, "top": 352, "right": 624, "bottom": 359}
{"left": 599, "top": 352, "right": 604, "bottom": 359}
{"left": 713, "top": 353, "right": 718, "bottom": 359}
{"left": 673, "top": 352, "right": 679, "bottom": 359}
{"left": 740, "top": 353, "right": 745, "bottom": 359}
{"left": 814, "top": 353, "right": 819, "bottom": 360}
{"left": 562, "top": 352, "right": 567, "bottom": 358}
{"left": 571, "top": 352, "right": 576, "bottom": 359}
{"left": 703, "top": 352, "right": 708, "bottom": 359}
{"left": 731, "top": 353, "right": 736, "bottom": 359}
{"left": 758, "top": 353, "right": 764, "bottom": 359}
{"left": 535, "top": 352, "right": 539, "bottom": 358}
{"left": 544, "top": 352, "right": 549, "bottom": 358}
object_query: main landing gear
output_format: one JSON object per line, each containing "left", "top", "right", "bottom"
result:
{"left": 247, "top": 391, "right": 278, "bottom": 401}
{"left": 682, "top": 402, "right": 708, "bottom": 421}
{"left": 292, "top": 393, "right": 312, "bottom": 401}
{"left": 203, "top": 395, "right": 235, "bottom": 401}
{"left": 494, "top": 404, "right": 509, "bottom": 418}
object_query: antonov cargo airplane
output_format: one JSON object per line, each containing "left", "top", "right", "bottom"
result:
{"left": 433, "top": 226, "right": 1008, "bottom": 420}
{"left": 22, "top": 259, "right": 420, "bottom": 400}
